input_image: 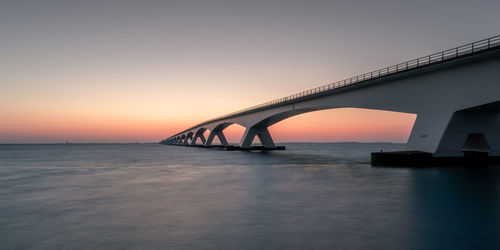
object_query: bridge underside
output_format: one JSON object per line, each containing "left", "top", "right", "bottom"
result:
{"left": 163, "top": 106, "right": 500, "bottom": 157}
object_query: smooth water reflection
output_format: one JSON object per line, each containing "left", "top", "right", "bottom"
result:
{"left": 0, "top": 143, "right": 499, "bottom": 249}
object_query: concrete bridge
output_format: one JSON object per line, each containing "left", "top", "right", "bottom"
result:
{"left": 162, "top": 35, "right": 500, "bottom": 158}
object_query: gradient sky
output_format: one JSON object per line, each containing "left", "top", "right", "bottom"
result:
{"left": 1, "top": 0, "right": 500, "bottom": 143}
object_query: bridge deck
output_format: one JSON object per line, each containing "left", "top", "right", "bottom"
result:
{"left": 166, "top": 35, "right": 500, "bottom": 140}
{"left": 167, "top": 36, "right": 500, "bottom": 142}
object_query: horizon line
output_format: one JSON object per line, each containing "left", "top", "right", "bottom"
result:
{"left": 0, "top": 141, "right": 407, "bottom": 145}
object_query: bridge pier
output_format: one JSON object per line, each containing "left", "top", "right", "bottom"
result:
{"left": 435, "top": 110, "right": 500, "bottom": 157}
{"left": 205, "top": 129, "right": 229, "bottom": 146}
{"left": 191, "top": 129, "right": 207, "bottom": 145}
{"left": 405, "top": 112, "right": 454, "bottom": 155}
{"left": 407, "top": 108, "right": 500, "bottom": 157}
{"left": 183, "top": 133, "right": 193, "bottom": 145}
{"left": 240, "top": 126, "right": 276, "bottom": 148}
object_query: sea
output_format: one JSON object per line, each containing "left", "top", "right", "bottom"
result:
{"left": 1, "top": 143, "right": 499, "bottom": 250}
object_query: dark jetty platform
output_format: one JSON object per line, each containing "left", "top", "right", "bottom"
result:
{"left": 371, "top": 151, "right": 500, "bottom": 166}
{"left": 225, "top": 145, "right": 286, "bottom": 151}
{"left": 185, "top": 145, "right": 286, "bottom": 151}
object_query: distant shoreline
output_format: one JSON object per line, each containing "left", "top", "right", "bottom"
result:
{"left": 0, "top": 142, "right": 158, "bottom": 145}
{"left": 0, "top": 141, "right": 405, "bottom": 145}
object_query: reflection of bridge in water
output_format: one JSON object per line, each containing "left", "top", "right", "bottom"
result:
{"left": 162, "top": 36, "right": 500, "bottom": 160}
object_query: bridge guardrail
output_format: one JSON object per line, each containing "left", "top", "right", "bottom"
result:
{"left": 167, "top": 35, "right": 500, "bottom": 139}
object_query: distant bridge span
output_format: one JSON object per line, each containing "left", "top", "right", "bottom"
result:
{"left": 162, "top": 36, "right": 500, "bottom": 157}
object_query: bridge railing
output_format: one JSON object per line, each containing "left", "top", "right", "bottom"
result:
{"left": 168, "top": 35, "right": 500, "bottom": 138}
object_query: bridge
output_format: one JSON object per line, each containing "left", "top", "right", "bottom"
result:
{"left": 161, "top": 35, "right": 500, "bottom": 159}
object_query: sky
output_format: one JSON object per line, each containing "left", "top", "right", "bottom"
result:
{"left": 1, "top": 0, "right": 500, "bottom": 143}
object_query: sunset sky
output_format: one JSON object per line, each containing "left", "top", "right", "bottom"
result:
{"left": 1, "top": 0, "right": 500, "bottom": 143}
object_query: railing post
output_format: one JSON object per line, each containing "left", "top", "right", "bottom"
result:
{"left": 456, "top": 47, "right": 458, "bottom": 57}
{"left": 488, "top": 38, "right": 491, "bottom": 48}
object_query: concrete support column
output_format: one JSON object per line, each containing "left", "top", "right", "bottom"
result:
{"left": 184, "top": 134, "right": 193, "bottom": 145}
{"left": 436, "top": 111, "right": 500, "bottom": 156}
{"left": 240, "top": 126, "right": 276, "bottom": 148}
{"left": 406, "top": 111, "right": 500, "bottom": 156}
{"left": 205, "top": 129, "right": 229, "bottom": 146}
{"left": 191, "top": 133, "right": 206, "bottom": 145}
{"left": 191, "top": 129, "right": 207, "bottom": 145}
{"left": 406, "top": 113, "right": 454, "bottom": 154}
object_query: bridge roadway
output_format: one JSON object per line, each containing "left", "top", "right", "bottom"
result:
{"left": 162, "top": 35, "right": 500, "bottom": 158}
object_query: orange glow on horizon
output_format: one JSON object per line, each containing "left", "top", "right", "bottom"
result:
{"left": 1, "top": 108, "right": 415, "bottom": 143}
{"left": 0, "top": 112, "right": 192, "bottom": 143}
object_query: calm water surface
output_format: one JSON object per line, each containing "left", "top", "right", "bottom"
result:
{"left": 1, "top": 143, "right": 499, "bottom": 249}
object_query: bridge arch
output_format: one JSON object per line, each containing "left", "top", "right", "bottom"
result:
{"left": 231, "top": 107, "right": 387, "bottom": 147}
{"left": 204, "top": 122, "right": 234, "bottom": 146}
{"left": 249, "top": 108, "right": 320, "bottom": 128}
{"left": 191, "top": 128, "right": 208, "bottom": 145}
